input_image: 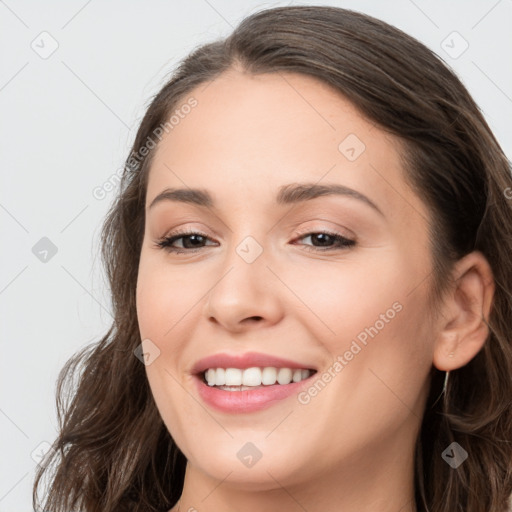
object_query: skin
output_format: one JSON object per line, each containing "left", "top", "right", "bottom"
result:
{"left": 135, "top": 69, "right": 494, "bottom": 512}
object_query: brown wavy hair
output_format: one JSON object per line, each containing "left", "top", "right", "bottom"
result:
{"left": 33, "top": 5, "right": 512, "bottom": 512}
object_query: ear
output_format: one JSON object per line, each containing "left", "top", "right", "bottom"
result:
{"left": 433, "top": 251, "right": 495, "bottom": 372}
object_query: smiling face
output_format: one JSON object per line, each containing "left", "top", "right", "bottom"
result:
{"left": 136, "top": 69, "right": 438, "bottom": 494}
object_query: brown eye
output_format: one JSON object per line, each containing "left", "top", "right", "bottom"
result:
{"left": 295, "top": 231, "right": 356, "bottom": 251}
{"left": 156, "top": 231, "right": 217, "bottom": 254}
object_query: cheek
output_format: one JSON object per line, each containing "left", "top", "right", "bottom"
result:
{"left": 136, "top": 253, "right": 219, "bottom": 454}
{"left": 285, "top": 271, "right": 432, "bottom": 467}
{"left": 294, "top": 250, "right": 433, "bottom": 411}
{"left": 286, "top": 251, "right": 409, "bottom": 347}
{"left": 135, "top": 265, "right": 208, "bottom": 404}
{"left": 136, "top": 255, "right": 207, "bottom": 342}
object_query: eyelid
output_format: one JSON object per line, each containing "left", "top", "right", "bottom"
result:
{"left": 293, "top": 223, "right": 355, "bottom": 241}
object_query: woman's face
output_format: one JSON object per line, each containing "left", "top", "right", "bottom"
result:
{"left": 136, "top": 70, "right": 437, "bottom": 490}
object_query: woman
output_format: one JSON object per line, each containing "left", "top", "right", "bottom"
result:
{"left": 33, "top": 5, "right": 512, "bottom": 512}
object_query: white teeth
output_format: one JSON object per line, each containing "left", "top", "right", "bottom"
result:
{"left": 203, "top": 367, "right": 313, "bottom": 387}
{"left": 215, "top": 368, "right": 225, "bottom": 386}
{"left": 224, "top": 368, "right": 243, "bottom": 386}
{"left": 261, "top": 367, "right": 277, "bottom": 385}
{"left": 242, "top": 367, "right": 261, "bottom": 386}
{"left": 206, "top": 368, "right": 216, "bottom": 386}
{"left": 276, "top": 368, "right": 291, "bottom": 384}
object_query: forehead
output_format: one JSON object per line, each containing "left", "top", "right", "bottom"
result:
{"left": 146, "top": 70, "right": 428, "bottom": 223}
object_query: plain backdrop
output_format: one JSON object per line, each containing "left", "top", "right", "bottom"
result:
{"left": 1, "top": 1, "right": 511, "bottom": 510}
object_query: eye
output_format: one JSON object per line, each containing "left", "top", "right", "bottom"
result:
{"left": 155, "top": 230, "right": 216, "bottom": 254}
{"left": 293, "top": 231, "right": 356, "bottom": 252}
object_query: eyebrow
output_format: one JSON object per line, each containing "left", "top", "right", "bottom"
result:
{"left": 148, "top": 182, "right": 384, "bottom": 217}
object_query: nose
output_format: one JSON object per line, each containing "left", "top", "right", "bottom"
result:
{"left": 203, "top": 243, "right": 285, "bottom": 333}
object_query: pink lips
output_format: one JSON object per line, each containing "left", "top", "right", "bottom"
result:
{"left": 191, "top": 351, "right": 316, "bottom": 414}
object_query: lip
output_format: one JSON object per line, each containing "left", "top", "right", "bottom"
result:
{"left": 191, "top": 351, "right": 317, "bottom": 414}
{"left": 191, "top": 351, "right": 316, "bottom": 375}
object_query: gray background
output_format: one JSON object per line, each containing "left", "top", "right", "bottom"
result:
{"left": 1, "top": 1, "right": 511, "bottom": 510}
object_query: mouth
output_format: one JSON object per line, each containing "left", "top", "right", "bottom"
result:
{"left": 191, "top": 352, "right": 318, "bottom": 413}
{"left": 200, "top": 366, "right": 316, "bottom": 390}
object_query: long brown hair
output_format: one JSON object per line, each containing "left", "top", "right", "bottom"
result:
{"left": 33, "top": 6, "right": 512, "bottom": 511}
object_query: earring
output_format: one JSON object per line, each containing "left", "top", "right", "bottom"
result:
{"left": 443, "top": 370, "right": 450, "bottom": 394}
{"left": 430, "top": 369, "right": 450, "bottom": 409}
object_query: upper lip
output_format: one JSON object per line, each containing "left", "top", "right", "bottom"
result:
{"left": 191, "top": 351, "right": 317, "bottom": 375}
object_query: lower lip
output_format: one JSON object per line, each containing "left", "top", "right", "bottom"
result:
{"left": 194, "top": 374, "right": 314, "bottom": 413}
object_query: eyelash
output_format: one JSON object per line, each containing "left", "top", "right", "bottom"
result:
{"left": 155, "top": 229, "right": 356, "bottom": 254}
